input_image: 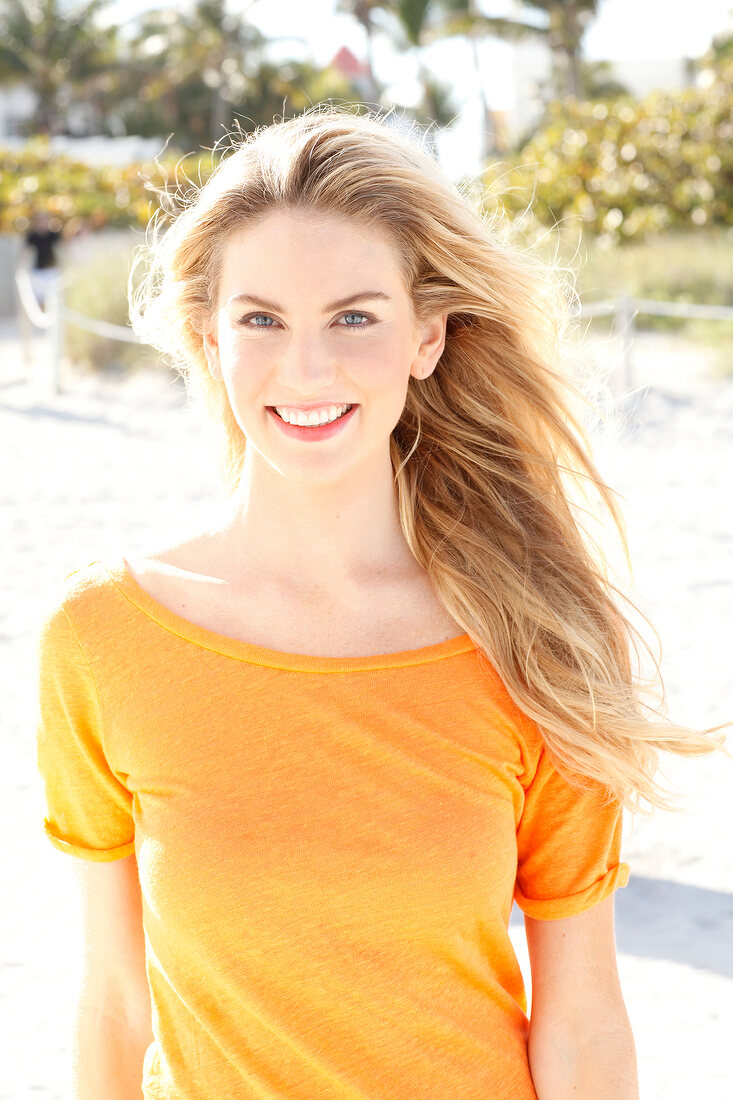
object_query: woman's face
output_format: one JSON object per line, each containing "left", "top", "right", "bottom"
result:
{"left": 203, "top": 208, "right": 446, "bottom": 488}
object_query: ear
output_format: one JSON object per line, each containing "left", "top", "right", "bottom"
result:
{"left": 202, "top": 313, "right": 222, "bottom": 381}
{"left": 410, "top": 312, "right": 447, "bottom": 381}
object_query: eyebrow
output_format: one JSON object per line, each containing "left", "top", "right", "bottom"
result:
{"left": 228, "top": 291, "right": 392, "bottom": 313}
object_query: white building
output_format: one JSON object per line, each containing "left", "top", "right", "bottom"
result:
{"left": 0, "top": 85, "right": 36, "bottom": 139}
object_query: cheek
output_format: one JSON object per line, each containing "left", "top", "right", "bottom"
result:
{"left": 351, "top": 330, "right": 414, "bottom": 387}
{"left": 218, "top": 336, "right": 270, "bottom": 388}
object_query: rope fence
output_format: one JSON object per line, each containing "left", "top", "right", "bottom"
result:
{"left": 14, "top": 268, "right": 733, "bottom": 396}
{"left": 15, "top": 268, "right": 55, "bottom": 331}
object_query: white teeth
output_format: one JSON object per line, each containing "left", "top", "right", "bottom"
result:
{"left": 275, "top": 404, "right": 351, "bottom": 426}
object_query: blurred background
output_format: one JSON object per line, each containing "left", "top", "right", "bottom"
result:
{"left": 2, "top": 3, "right": 733, "bottom": 1099}
{"left": 1, "top": 0, "right": 732, "bottom": 374}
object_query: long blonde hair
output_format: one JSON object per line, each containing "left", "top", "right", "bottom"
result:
{"left": 130, "top": 105, "right": 725, "bottom": 812}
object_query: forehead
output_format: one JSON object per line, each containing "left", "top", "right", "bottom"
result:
{"left": 216, "top": 209, "right": 408, "bottom": 291}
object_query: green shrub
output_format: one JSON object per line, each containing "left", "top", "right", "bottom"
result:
{"left": 6, "top": 45, "right": 731, "bottom": 251}
{"left": 0, "top": 141, "right": 216, "bottom": 234}
{"left": 483, "top": 52, "right": 733, "bottom": 244}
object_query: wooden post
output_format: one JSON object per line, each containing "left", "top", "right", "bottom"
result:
{"left": 615, "top": 295, "right": 636, "bottom": 391}
{"left": 16, "top": 276, "right": 33, "bottom": 373}
{"left": 47, "top": 281, "right": 63, "bottom": 396}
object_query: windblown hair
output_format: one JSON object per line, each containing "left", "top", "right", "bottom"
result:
{"left": 130, "top": 105, "right": 724, "bottom": 812}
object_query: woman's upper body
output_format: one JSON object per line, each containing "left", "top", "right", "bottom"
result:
{"left": 35, "top": 103, "right": 717, "bottom": 1098}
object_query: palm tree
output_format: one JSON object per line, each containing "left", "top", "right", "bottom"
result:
{"left": 360, "top": 1, "right": 459, "bottom": 137}
{"left": 387, "top": 0, "right": 438, "bottom": 118}
{"left": 117, "top": 1, "right": 365, "bottom": 149}
{"left": 434, "top": 1, "right": 599, "bottom": 107}
{"left": 0, "top": 0, "right": 118, "bottom": 134}
{"left": 121, "top": 1, "right": 267, "bottom": 145}
{"left": 522, "top": 0, "right": 598, "bottom": 99}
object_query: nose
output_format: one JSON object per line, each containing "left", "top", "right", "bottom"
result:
{"left": 275, "top": 332, "right": 338, "bottom": 395}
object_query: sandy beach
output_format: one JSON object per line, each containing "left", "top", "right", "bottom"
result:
{"left": 2, "top": 319, "right": 731, "bottom": 1098}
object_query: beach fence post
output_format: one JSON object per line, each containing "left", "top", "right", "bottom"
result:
{"left": 615, "top": 295, "right": 636, "bottom": 391}
{"left": 15, "top": 274, "right": 33, "bottom": 371}
{"left": 47, "top": 282, "right": 64, "bottom": 396}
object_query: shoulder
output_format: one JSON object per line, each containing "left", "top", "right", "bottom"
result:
{"left": 35, "top": 564, "right": 110, "bottom": 712}
{"left": 36, "top": 559, "right": 128, "bottom": 656}
{"left": 41, "top": 559, "right": 117, "bottom": 616}
{"left": 474, "top": 653, "right": 547, "bottom": 775}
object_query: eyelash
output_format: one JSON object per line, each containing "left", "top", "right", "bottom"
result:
{"left": 237, "top": 311, "right": 374, "bottom": 330}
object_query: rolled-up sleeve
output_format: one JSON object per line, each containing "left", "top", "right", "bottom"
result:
{"left": 35, "top": 602, "right": 135, "bottom": 861}
{"left": 514, "top": 741, "right": 629, "bottom": 920}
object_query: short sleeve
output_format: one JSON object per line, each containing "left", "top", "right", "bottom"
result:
{"left": 35, "top": 602, "right": 135, "bottom": 861}
{"left": 514, "top": 740, "right": 629, "bottom": 920}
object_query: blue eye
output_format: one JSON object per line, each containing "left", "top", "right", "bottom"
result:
{"left": 238, "top": 311, "right": 372, "bottom": 329}
{"left": 340, "top": 312, "right": 370, "bottom": 327}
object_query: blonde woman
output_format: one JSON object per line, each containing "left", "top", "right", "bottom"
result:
{"left": 36, "top": 108, "right": 721, "bottom": 1099}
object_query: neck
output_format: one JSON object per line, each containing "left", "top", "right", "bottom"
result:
{"left": 218, "top": 446, "right": 420, "bottom": 598}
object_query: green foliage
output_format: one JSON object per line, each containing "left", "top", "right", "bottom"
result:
{"left": 483, "top": 51, "right": 733, "bottom": 244}
{"left": 0, "top": 0, "right": 118, "bottom": 134}
{"left": 0, "top": 0, "right": 367, "bottom": 146}
{"left": 0, "top": 141, "right": 217, "bottom": 233}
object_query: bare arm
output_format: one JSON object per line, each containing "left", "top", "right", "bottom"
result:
{"left": 71, "top": 853, "right": 153, "bottom": 1099}
{"left": 525, "top": 894, "right": 639, "bottom": 1099}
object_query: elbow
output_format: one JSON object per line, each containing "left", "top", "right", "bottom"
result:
{"left": 528, "top": 1016, "right": 639, "bottom": 1099}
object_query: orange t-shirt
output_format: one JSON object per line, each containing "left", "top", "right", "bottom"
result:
{"left": 36, "top": 559, "right": 629, "bottom": 1099}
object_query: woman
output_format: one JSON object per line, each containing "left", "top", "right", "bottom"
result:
{"left": 36, "top": 107, "right": 722, "bottom": 1099}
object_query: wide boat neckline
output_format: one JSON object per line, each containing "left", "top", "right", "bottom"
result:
{"left": 101, "top": 557, "right": 477, "bottom": 673}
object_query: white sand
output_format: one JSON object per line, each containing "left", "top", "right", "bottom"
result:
{"left": 2, "top": 321, "right": 731, "bottom": 1098}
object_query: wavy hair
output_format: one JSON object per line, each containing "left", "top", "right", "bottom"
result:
{"left": 130, "top": 105, "right": 725, "bottom": 812}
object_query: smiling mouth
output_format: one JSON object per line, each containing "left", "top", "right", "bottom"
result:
{"left": 270, "top": 404, "right": 356, "bottom": 427}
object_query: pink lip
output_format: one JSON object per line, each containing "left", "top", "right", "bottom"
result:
{"left": 266, "top": 404, "right": 358, "bottom": 442}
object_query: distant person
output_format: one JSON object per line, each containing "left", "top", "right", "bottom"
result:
{"left": 35, "top": 107, "right": 725, "bottom": 1099}
{"left": 23, "top": 210, "right": 63, "bottom": 310}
